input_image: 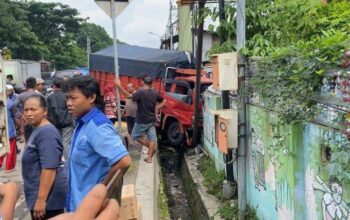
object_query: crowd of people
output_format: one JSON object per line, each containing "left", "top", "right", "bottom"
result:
{"left": 0, "top": 74, "right": 165, "bottom": 220}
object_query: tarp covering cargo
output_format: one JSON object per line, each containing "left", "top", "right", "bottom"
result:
{"left": 90, "top": 44, "right": 191, "bottom": 79}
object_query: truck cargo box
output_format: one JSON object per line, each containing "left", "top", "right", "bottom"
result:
{"left": 90, "top": 44, "right": 191, "bottom": 79}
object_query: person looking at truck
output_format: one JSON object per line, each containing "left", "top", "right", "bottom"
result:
{"left": 63, "top": 75, "right": 131, "bottom": 212}
{"left": 125, "top": 83, "right": 137, "bottom": 145}
{"left": 115, "top": 76, "right": 166, "bottom": 163}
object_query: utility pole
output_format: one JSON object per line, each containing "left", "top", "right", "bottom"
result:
{"left": 111, "top": 0, "right": 122, "bottom": 131}
{"left": 236, "top": 0, "right": 246, "bottom": 219}
{"left": 192, "top": 0, "right": 206, "bottom": 146}
{"left": 169, "top": 0, "right": 173, "bottom": 50}
{"left": 219, "top": 0, "right": 235, "bottom": 185}
{"left": 87, "top": 36, "right": 91, "bottom": 69}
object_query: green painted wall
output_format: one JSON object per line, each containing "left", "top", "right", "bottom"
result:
{"left": 202, "top": 95, "right": 350, "bottom": 219}
{"left": 245, "top": 105, "right": 350, "bottom": 220}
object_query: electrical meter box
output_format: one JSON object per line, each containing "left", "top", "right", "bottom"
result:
{"left": 211, "top": 52, "right": 238, "bottom": 91}
{"left": 212, "top": 109, "right": 238, "bottom": 154}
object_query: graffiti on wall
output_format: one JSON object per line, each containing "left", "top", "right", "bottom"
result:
{"left": 276, "top": 179, "right": 294, "bottom": 220}
{"left": 313, "top": 174, "right": 350, "bottom": 220}
{"left": 251, "top": 124, "right": 295, "bottom": 218}
{"left": 251, "top": 128, "right": 266, "bottom": 191}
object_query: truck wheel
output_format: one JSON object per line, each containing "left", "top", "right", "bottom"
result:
{"left": 166, "top": 121, "right": 184, "bottom": 146}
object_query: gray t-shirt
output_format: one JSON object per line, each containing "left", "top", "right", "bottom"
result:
{"left": 13, "top": 90, "right": 37, "bottom": 108}
{"left": 22, "top": 124, "right": 67, "bottom": 210}
{"left": 125, "top": 98, "right": 137, "bottom": 117}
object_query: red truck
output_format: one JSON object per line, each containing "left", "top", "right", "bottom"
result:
{"left": 89, "top": 45, "right": 212, "bottom": 146}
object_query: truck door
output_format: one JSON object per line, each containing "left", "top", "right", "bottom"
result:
{"left": 162, "top": 79, "right": 194, "bottom": 145}
{"left": 162, "top": 79, "right": 194, "bottom": 125}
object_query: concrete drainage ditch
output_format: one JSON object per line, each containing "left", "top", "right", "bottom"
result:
{"left": 159, "top": 144, "right": 223, "bottom": 220}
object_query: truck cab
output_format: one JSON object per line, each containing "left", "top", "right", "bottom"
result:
{"left": 159, "top": 67, "right": 212, "bottom": 146}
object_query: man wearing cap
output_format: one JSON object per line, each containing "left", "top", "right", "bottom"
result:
{"left": 35, "top": 78, "right": 45, "bottom": 94}
{"left": 115, "top": 76, "right": 166, "bottom": 163}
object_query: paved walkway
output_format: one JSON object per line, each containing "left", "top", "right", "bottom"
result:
{"left": 0, "top": 136, "right": 158, "bottom": 220}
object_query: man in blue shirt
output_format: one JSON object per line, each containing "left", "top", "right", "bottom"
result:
{"left": 63, "top": 76, "right": 131, "bottom": 212}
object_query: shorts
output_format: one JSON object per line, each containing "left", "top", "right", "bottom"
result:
{"left": 131, "top": 122, "right": 157, "bottom": 141}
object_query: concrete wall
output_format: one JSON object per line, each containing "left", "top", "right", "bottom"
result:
{"left": 246, "top": 105, "right": 350, "bottom": 220}
{"left": 203, "top": 91, "right": 350, "bottom": 219}
{"left": 203, "top": 89, "right": 225, "bottom": 172}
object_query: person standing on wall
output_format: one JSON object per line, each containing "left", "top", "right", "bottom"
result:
{"left": 115, "top": 76, "right": 166, "bottom": 163}
{"left": 47, "top": 77, "right": 74, "bottom": 161}
{"left": 63, "top": 76, "right": 131, "bottom": 212}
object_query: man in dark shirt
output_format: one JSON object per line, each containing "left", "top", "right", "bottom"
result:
{"left": 13, "top": 77, "right": 38, "bottom": 141}
{"left": 47, "top": 77, "right": 73, "bottom": 161}
{"left": 116, "top": 76, "right": 166, "bottom": 163}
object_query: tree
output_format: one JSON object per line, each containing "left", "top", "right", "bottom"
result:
{"left": 0, "top": 0, "right": 48, "bottom": 60}
{"left": 77, "top": 23, "right": 113, "bottom": 53}
{"left": 206, "top": 0, "right": 350, "bottom": 56}
{"left": 0, "top": 1, "right": 116, "bottom": 70}
{"left": 27, "top": 2, "right": 84, "bottom": 45}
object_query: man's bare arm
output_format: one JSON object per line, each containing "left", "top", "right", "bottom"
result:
{"left": 114, "top": 79, "right": 132, "bottom": 98}
{"left": 156, "top": 99, "right": 167, "bottom": 112}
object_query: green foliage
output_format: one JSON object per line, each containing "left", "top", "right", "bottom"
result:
{"left": 321, "top": 131, "right": 350, "bottom": 184}
{"left": 218, "top": 201, "right": 236, "bottom": 220}
{"left": 206, "top": 41, "right": 235, "bottom": 58}
{"left": 244, "top": 0, "right": 350, "bottom": 56}
{"left": 244, "top": 205, "right": 258, "bottom": 220}
{"left": 197, "top": 154, "right": 237, "bottom": 219}
{"left": 0, "top": 0, "right": 114, "bottom": 70}
{"left": 249, "top": 28, "right": 349, "bottom": 125}
{"left": 205, "top": 3, "right": 236, "bottom": 43}
{"left": 197, "top": 154, "right": 226, "bottom": 198}
{"left": 27, "top": 2, "right": 83, "bottom": 44}
{"left": 0, "top": 0, "right": 48, "bottom": 60}
{"left": 77, "top": 23, "right": 114, "bottom": 53}
{"left": 158, "top": 165, "right": 171, "bottom": 220}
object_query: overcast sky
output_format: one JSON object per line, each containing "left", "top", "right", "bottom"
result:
{"left": 37, "top": 0, "right": 169, "bottom": 48}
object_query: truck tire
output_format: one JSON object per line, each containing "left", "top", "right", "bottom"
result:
{"left": 166, "top": 121, "right": 184, "bottom": 146}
